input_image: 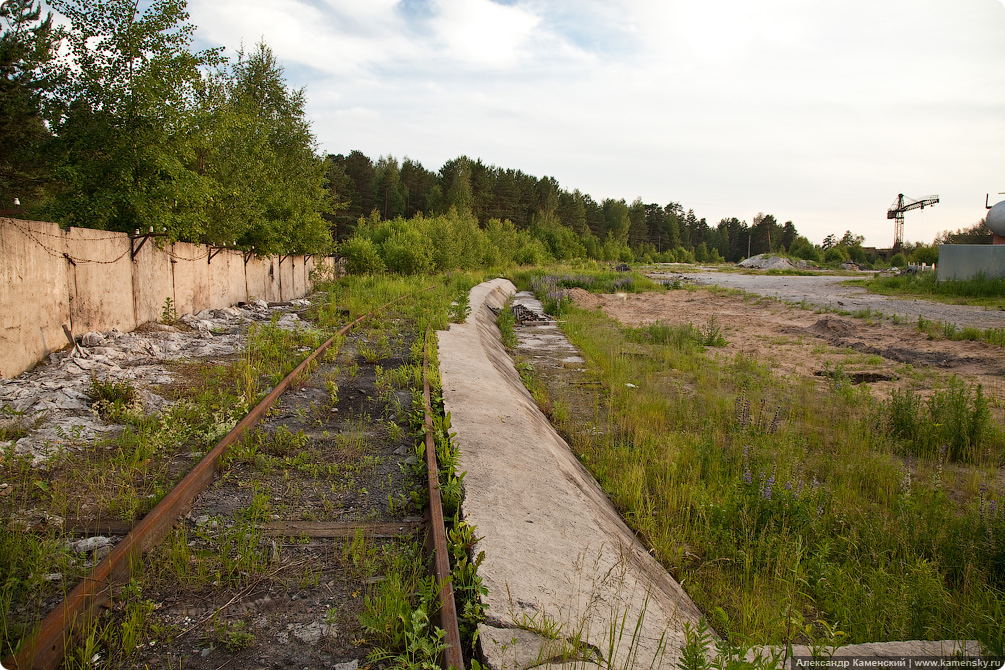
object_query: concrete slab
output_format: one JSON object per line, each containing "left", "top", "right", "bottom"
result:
{"left": 438, "top": 279, "right": 707, "bottom": 670}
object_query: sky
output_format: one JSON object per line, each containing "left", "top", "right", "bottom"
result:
{"left": 182, "top": 0, "right": 1005, "bottom": 247}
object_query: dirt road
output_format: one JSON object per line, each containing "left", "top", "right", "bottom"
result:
{"left": 658, "top": 270, "right": 1005, "bottom": 331}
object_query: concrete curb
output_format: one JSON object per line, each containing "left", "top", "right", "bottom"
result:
{"left": 438, "top": 279, "right": 705, "bottom": 669}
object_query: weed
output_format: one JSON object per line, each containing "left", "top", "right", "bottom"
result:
{"left": 449, "top": 293, "right": 471, "bottom": 323}
{"left": 161, "top": 297, "right": 179, "bottom": 325}
{"left": 700, "top": 316, "right": 727, "bottom": 347}
{"left": 496, "top": 298, "right": 518, "bottom": 350}
{"left": 0, "top": 407, "right": 44, "bottom": 443}
{"left": 207, "top": 617, "right": 254, "bottom": 652}
{"left": 88, "top": 375, "right": 142, "bottom": 421}
{"left": 528, "top": 301, "right": 1005, "bottom": 645}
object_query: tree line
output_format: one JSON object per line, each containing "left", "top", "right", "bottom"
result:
{"left": 0, "top": 0, "right": 817, "bottom": 263}
{"left": 326, "top": 152, "right": 825, "bottom": 264}
{"left": 7, "top": 0, "right": 977, "bottom": 265}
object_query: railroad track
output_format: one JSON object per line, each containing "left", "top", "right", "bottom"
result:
{"left": 5, "top": 290, "right": 466, "bottom": 670}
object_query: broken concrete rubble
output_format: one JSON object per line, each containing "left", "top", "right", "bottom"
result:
{"left": 0, "top": 299, "right": 316, "bottom": 466}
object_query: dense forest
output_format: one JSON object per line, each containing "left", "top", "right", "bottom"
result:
{"left": 324, "top": 151, "right": 827, "bottom": 265}
{"left": 1, "top": 0, "right": 974, "bottom": 267}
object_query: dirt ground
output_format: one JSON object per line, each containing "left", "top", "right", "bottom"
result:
{"left": 568, "top": 276, "right": 1005, "bottom": 405}
{"left": 670, "top": 270, "right": 1005, "bottom": 331}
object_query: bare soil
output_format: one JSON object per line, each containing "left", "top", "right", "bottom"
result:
{"left": 568, "top": 279, "right": 1005, "bottom": 405}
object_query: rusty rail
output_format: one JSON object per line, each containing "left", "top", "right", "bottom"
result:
{"left": 423, "top": 328, "right": 465, "bottom": 670}
{"left": 6, "top": 294, "right": 414, "bottom": 670}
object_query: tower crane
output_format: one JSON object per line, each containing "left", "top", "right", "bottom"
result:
{"left": 887, "top": 193, "right": 938, "bottom": 249}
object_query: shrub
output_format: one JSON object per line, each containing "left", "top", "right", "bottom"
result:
{"left": 381, "top": 229, "right": 434, "bottom": 275}
{"left": 339, "top": 236, "right": 385, "bottom": 275}
{"left": 824, "top": 246, "right": 850, "bottom": 263}
{"left": 514, "top": 238, "right": 551, "bottom": 266}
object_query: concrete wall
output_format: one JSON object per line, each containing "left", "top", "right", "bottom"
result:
{"left": 938, "top": 244, "right": 1005, "bottom": 281}
{"left": 0, "top": 219, "right": 71, "bottom": 378}
{"left": 278, "top": 255, "right": 296, "bottom": 301}
{"left": 64, "top": 226, "right": 137, "bottom": 335}
{"left": 132, "top": 239, "right": 174, "bottom": 327}
{"left": 0, "top": 218, "right": 328, "bottom": 378}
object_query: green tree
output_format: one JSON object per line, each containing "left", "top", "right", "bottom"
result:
{"left": 627, "top": 197, "right": 647, "bottom": 248}
{"left": 373, "top": 155, "right": 406, "bottom": 220}
{"left": 0, "top": 0, "right": 56, "bottom": 208}
{"left": 602, "top": 198, "right": 630, "bottom": 243}
{"left": 40, "top": 0, "right": 221, "bottom": 237}
{"left": 751, "top": 213, "right": 781, "bottom": 255}
{"left": 781, "top": 221, "right": 797, "bottom": 251}
{"left": 199, "top": 42, "right": 332, "bottom": 253}
{"left": 439, "top": 156, "right": 473, "bottom": 214}
{"left": 935, "top": 219, "right": 991, "bottom": 245}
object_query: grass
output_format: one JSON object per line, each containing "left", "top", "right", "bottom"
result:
{"left": 852, "top": 271, "right": 1005, "bottom": 310}
{"left": 914, "top": 314, "right": 1005, "bottom": 348}
{"left": 523, "top": 287, "right": 1005, "bottom": 652}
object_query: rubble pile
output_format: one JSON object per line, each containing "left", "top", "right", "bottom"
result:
{"left": 511, "top": 303, "right": 551, "bottom": 324}
{"left": 0, "top": 298, "right": 313, "bottom": 464}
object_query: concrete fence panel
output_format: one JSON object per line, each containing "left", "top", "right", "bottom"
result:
{"left": 132, "top": 239, "right": 174, "bottom": 326}
{"left": 170, "top": 242, "right": 211, "bottom": 315}
{"left": 292, "top": 256, "right": 307, "bottom": 298}
{"left": 1, "top": 218, "right": 323, "bottom": 378}
{"left": 207, "top": 250, "right": 247, "bottom": 310}
{"left": 279, "top": 255, "right": 296, "bottom": 301}
{"left": 64, "top": 226, "right": 136, "bottom": 336}
{"left": 244, "top": 256, "right": 271, "bottom": 303}
{"left": 265, "top": 257, "right": 281, "bottom": 302}
{"left": 0, "top": 219, "right": 70, "bottom": 377}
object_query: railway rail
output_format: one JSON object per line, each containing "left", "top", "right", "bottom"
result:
{"left": 4, "top": 289, "right": 466, "bottom": 669}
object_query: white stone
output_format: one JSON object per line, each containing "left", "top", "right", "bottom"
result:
{"left": 68, "top": 536, "right": 111, "bottom": 553}
{"left": 81, "top": 332, "right": 105, "bottom": 347}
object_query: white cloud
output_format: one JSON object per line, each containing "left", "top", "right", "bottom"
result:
{"left": 183, "top": 0, "right": 1005, "bottom": 246}
{"left": 426, "top": 0, "right": 540, "bottom": 69}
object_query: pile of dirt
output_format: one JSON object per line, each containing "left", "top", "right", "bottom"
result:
{"left": 738, "top": 254, "right": 796, "bottom": 270}
{"left": 567, "top": 287, "right": 603, "bottom": 310}
{"left": 806, "top": 315, "right": 856, "bottom": 337}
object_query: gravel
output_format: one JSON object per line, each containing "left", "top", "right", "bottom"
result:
{"left": 658, "top": 270, "right": 1005, "bottom": 331}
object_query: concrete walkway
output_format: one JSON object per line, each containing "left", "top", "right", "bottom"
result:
{"left": 437, "top": 279, "right": 706, "bottom": 669}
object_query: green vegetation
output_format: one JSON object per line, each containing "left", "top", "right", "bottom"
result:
{"left": 855, "top": 272, "right": 1005, "bottom": 310}
{"left": 522, "top": 288, "right": 1004, "bottom": 651}
{"left": 1, "top": 273, "right": 492, "bottom": 665}
{"left": 1, "top": 0, "right": 330, "bottom": 253}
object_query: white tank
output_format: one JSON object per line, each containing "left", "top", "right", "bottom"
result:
{"left": 988, "top": 200, "right": 1005, "bottom": 237}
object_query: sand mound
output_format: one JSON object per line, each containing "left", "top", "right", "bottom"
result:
{"left": 568, "top": 287, "right": 603, "bottom": 310}
{"left": 806, "top": 315, "right": 855, "bottom": 336}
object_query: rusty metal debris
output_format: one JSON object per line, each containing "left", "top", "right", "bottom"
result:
{"left": 511, "top": 303, "right": 550, "bottom": 325}
{"left": 423, "top": 328, "right": 465, "bottom": 670}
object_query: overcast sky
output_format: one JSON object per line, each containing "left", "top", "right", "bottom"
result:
{"left": 185, "top": 0, "right": 1005, "bottom": 247}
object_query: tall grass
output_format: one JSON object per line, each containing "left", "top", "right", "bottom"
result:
{"left": 541, "top": 304, "right": 1005, "bottom": 650}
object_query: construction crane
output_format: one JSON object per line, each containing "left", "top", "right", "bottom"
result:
{"left": 887, "top": 193, "right": 939, "bottom": 249}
